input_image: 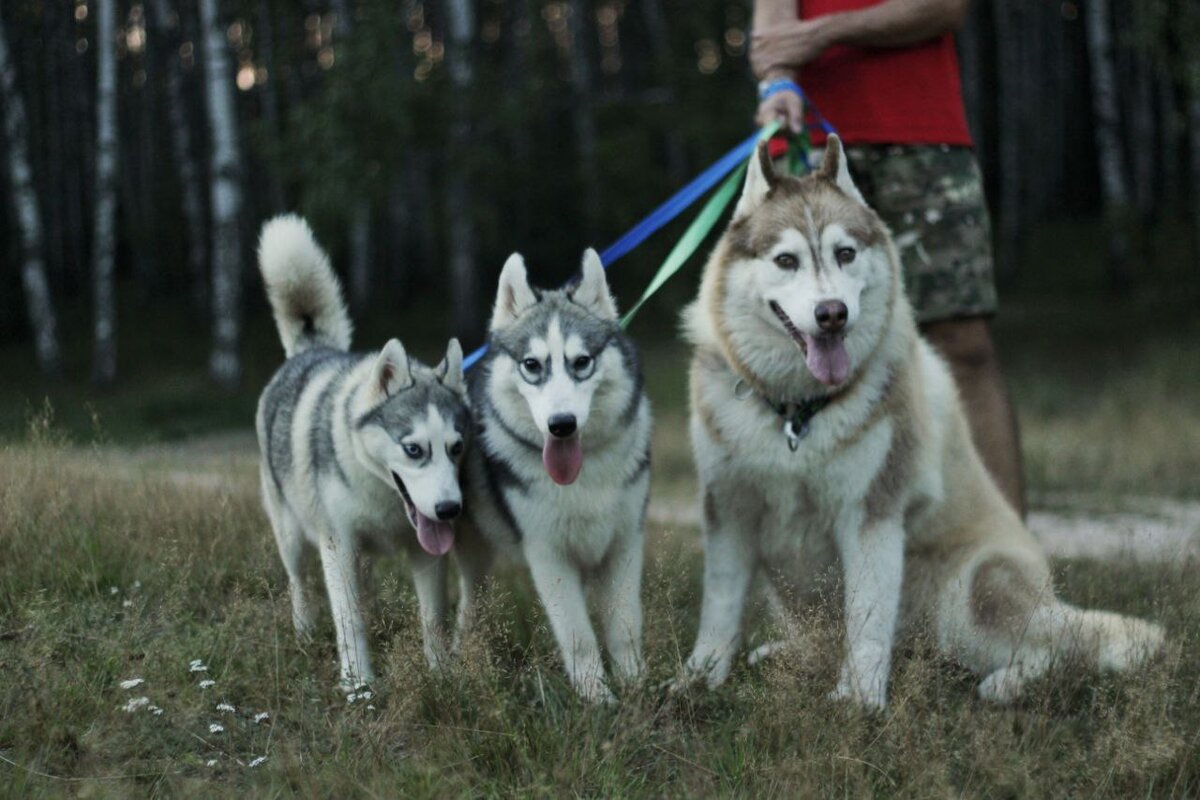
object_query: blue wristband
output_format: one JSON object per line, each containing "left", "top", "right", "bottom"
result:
{"left": 758, "top": 78, "right": 802, "bottom": 102}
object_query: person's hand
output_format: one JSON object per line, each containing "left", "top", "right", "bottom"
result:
{"left": 750, "top": 18, "right": 834, "bottom": 77}
{"left": 755, "top": 86, "right": 804, "bottom": 135}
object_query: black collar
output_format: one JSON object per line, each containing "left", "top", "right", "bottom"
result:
{"left": 734, "top": 378, "right": 833, "bottom": 451}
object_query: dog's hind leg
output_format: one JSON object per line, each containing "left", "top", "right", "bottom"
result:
{"left": 410, "top": 551, "right": 450, "bottom": 669}
{"left": 263, "top": 480, "right": 316, "bottom": 639}
{"left": 451, "top": 533, "right": 492, "bottom": 655}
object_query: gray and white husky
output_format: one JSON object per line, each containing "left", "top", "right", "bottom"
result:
{"left": 680, "top": 136, "right": 1164, "bottom": 707}
{"left": 255, "top": 215, "right": 471, "bottom": 689}
{"left": 456, "top": 250, "right": 652, "bottom": 703}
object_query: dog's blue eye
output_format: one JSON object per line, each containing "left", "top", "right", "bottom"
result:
{"left": 773, "top": 253, "right": 799, "bottom": 270}
{"left": 403, "top": 443, "right": 423, "bottom": 459}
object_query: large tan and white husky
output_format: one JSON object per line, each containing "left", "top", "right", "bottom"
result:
{"left": 679, "top": 135, "right": 1164, "bottom": 707}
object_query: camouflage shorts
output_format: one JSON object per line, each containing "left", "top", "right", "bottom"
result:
{"left": 839, "top": 144, "right": 998, "bottom": 323}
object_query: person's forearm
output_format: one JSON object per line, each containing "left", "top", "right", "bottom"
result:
{"left": 820, "top": 0, "right": 968, "bottom": 49}
{"left": 754, "top": 0, "right": 799, "bottom": 78}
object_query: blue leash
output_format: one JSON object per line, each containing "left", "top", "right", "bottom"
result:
{"left": 461, "top": 127, "right": 768, "bottom": 371}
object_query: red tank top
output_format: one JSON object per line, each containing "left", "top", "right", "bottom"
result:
{"left": 795, "top": 0, "right": 972, "bottom": 146}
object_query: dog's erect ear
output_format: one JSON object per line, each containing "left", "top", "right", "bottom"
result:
{"left": 570, "top": 249, "right": 618, "bottom": 320}
{"left": 435, "top": 337, "right": 465, "bottom": 394}
{"left": 819, "top": 134, "right": 865, "bottom": 205}
{"left": 491, "top": 253, "right": 539, "bottom": 329}
{"left": 733, "top": 141, "right": 778, "bottom": 220}
{"left": 371, "top": 338, "right": 414, "bottom": 399}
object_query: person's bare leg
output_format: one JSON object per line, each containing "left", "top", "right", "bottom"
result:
{"left": 921, "top": 317, "right": 1026, "bottom": 517}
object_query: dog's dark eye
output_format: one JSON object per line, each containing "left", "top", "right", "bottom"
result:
{"left": 573, "top": 355, "right": 592, "bottom": 372}
{"left": 449, "top": 441, "right": 464, "bottom": 457}
{"left": 403, "top": 443, "right": 423, "bottom": 459}
{"left": 773, "top": 253, "right": 799, "bottom": 270}
{"left": 521, "top": 358, "right": 542, "bottom": 373}
{"left": 835, "top": 247, "right": 857, "bottom": 266}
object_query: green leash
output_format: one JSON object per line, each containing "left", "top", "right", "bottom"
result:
{"left": 621, "top": 120, "right": 811, "bottom": 329}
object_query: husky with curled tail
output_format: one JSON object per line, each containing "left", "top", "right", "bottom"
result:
{"left": 456, "top": 250, "right": 652, "bottom": 703}
{"left": 680, "top": 136, "right": 1164, "bottom": 707}
{"left": 255, "top": 215, "right": 471, "bottom": 690}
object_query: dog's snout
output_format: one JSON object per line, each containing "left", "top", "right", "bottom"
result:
{"left": 434, "top": 500, "right": 462, "bottom": 521}
{"left": 547, "top": 414, "right": 577, "bottom": 439}
{"left": 815, "top": 300, "right": 849, "bottom": 333}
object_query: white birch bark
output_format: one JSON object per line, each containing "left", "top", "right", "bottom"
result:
{"left": 443, "top": 0, "right": 480, "bottom": 343}
{"left": 331, "top": 0, "right": 372, "bottom": 315}
{"left": 1083, "top": 0, "right": 1132, "bottom": 287}
{"left": 148, "top": 0, "right": 209, "bottom": 311}
{"left": 199, "top": 0, "right": 244, "bottom": 387}
{"left": 91, "top": 0, "right": 119, "bottom": 384}
{"left": 0, "top": 2, "right": 62, "bottom": 376}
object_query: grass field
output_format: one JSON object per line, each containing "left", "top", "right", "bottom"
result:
{"left": 2, "top": 277, "right": 1199, "bottom": 796}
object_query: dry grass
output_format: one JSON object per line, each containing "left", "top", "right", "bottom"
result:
{"left": 1, "top": 422, "right": 1197, "bottom": 798}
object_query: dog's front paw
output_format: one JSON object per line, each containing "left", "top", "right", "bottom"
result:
{"left": 829, "top": 662, "right": 888, "bottom": 710}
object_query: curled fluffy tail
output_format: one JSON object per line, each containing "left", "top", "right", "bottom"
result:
{"left": 258, "top": 215, "right": 352, "bottom": 357}
{"left": 1052, "top": 605, "right": 1165, "bottom": 672}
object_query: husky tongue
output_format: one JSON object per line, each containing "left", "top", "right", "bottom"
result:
{"left": 415, "top": 511, "right": 454, "bottom": 556}
{"left": 801, "top": 333, "right": 850, "bottom": 386}
{"left": 542, "top": 436, "right": 583, "bottom": 485}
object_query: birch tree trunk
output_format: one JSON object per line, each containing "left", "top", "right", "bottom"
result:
{"left": 149, "top": 0, "right": 209, "bottom": 313}
{"left": 442, "top": 0, "right": 481, "bottom": 343}
{"left": 1189, "top": 91, "right": 1200, "bottom": 277}
{"left": 199, "top": 0, "right": 245, "bottom": 387}
{"left": 332, "top": 0, "right": 372, "bottom": 315}
{"left": 641, "top": 0, "right": 687, "bottom": 185}
{"left": 91, "top": 0, "right": 119, "bottom": 384}
{"left": 1083, "top": 0, "right": 1133, "bottom": 290}
{"left": 0, "top": 3, "right": 62, "bottom": 376}
{"left": 567, "top": 0, "right": 601, "bottom": 241}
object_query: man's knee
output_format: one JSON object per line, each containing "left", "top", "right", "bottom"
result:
{"left": 921, "top": 317, "right": 998, "bottom": 374}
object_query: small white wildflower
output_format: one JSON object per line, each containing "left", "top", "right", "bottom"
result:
{"left": 198, "top": 679, "right": 216, "bottom": 689}
{"left": 216, "top": 703, "right": 235, "bottom": 713}
{"left": 205, "top": 759, "right": 218, "bottom": 768}
{"left": 119, "top": 677, "right": 145, "bottom": 690}
{"left": 121, "top": 696, "right": 150, "bottom": 713}
{"left": 367, "top": 704, "right": 376, "bottom": 711}
{"left": 208, "top": 723, "right": 225, "bottom": 734}
{"left": 109, "top": 586, "right": 119, "bottom": 595}
{"left": 148, "top": 705, "right": 164, "bottom": 716}
{"left": 189, "top": 660, "right": 208, "bottom": 673}
{"left": 247, "top": 756, "right": 268, "bottom": 768}
{"left": 122, "top": 599, "right": 133, "bottom": 608}
{"left": 253, "top": 712, "right": 270, "bottom": 724}
{"left": 132, "top": 580, "right": 142, "bottom": 590}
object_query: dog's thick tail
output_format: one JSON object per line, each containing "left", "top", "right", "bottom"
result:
{"left": 1047, "top": 604, "right": 1165, "bottom": 673}
{"left": 258, "top": 214, "right": 353, "bottom": 357}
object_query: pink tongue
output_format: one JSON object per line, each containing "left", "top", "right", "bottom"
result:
{"left": 415, "top": 512, "right": 454, "bottom": 556}
{"left": 542, "top": 436, "right": 583, "bottom": 485}
{"left": 801, "top": 334, "right": 850, "bottom": 386}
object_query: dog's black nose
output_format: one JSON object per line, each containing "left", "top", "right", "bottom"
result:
{"left": 548, "top": 414, "right": 577, "bottom": 438}
{"left": 815, "top": 300, "right": 849, "bottom": 333}
{"left": 434, "top": 501, "right": 461, "bottom": 521}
